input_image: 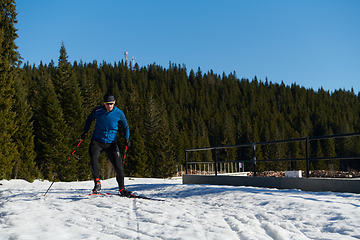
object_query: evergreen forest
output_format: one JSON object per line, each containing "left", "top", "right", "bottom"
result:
{"left": 2, "top": 1, "right": 360, "bottom": 182}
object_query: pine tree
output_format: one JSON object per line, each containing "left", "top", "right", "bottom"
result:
{"left": 144, "top": 95, "right": 160, "bottom": 177}
{"left": 123, "top": 82, "right": 145, "bottom": 176}
{"left": 314, "top": 139, "right": 327, "bottom": 170}
{"left": 323, "top": 128, "right": 338, "bottom": 171}
{"left": 169, "top": 111, "right": 186, "bottom": 168}
{"left": 130, "top": 127, "right": 148, "bottom": 177}
{"left": 0, "top": 0, "right": 20, "bottom": 179}
{"left": 221, "top": 110, "right": 237, "bottom": 161}
{"left": 12, "top": 72, "right": 39, "bottom": 181}
{"left": 54, "top": 42, "right": 84, "bottom": 144}
{"left": 143, "top": 95, "right": 176, "bottom": 177}
{"left": 53, "top": 43, "right": 86, "bottom": 180}
{"left": 78, "top": 62, "right": 102, "bottom": 116}
{"left": 197, "top": 115, "right": 212, "bottom": 163}
{"left": 33, "top": 64, "right": 71, "bottom": 181}
{"left": 75, "top": 61, "right": 102, "bottom": 180}
{"left": 156, "top": 108, "right": 176, "bottom": 178}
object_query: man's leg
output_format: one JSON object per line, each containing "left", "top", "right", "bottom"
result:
{"left": 105, "top": 143, "right": 125, "bottom": 190}
{"left": 89, "top": 139, "right": 103, "bottom": 192}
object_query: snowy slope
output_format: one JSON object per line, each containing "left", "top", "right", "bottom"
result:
{"left": 1, "top": 177, "right": 360, "bottom": 240}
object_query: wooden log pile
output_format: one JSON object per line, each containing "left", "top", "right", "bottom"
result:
{"left": 247, "top": 170, "right": 360, "bottom": 178}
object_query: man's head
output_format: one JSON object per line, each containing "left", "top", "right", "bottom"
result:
{"left": 103, "top": 94, "right": 115, "bottom": 112}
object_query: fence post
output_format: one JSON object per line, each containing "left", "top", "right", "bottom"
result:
{"left": 253, "top": 144, "right": 257, "bottom": 177}
{"left": 306, "top": 138, "right": 309, "bottom": 178}
{"left": 185, "top": 151, "right": 188, "bottom": 174}
{"left": 214, "top": 148, "right": 218, "bottom": 176}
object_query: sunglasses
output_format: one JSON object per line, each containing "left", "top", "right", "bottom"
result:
{"left": 104, "top": 102, "right": 115, "bottom": 106}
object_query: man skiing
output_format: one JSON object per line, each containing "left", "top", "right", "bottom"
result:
{"left": 81, "top": 93, "right": 132, "bottom": 197}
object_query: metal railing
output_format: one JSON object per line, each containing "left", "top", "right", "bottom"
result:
{"left": 185, "top": 132, "right": 360, "bottom": 178}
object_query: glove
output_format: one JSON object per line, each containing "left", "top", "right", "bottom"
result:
{"left": 81, "top": 132, "right": 88, "bottom": 140}
{"left": 125, "top": 139, "right": 130, "bottom": 147}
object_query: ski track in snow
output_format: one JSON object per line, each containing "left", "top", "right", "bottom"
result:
{"left": 1, "top": 178, "right": 360, "bottom": 240}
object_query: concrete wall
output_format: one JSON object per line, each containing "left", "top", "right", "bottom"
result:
{"left": 182, "top": 174, "right": 360, "bottom": 194}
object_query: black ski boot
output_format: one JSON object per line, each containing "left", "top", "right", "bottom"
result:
{"left": 119, "top": 188, "right": 134, "bottom": 197}
{"left": 92, "top": 178, "right": 101, "bottom": 193}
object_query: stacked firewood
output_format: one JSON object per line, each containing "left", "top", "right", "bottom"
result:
{"left": 247, "top": 170, "right": 360, "bottom": 178}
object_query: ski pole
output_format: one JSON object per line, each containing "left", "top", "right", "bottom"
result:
{"left": 43, "top": 139, "right": 84, "bottom": 197}
{"left": 123, "top": 145, "right": 128, "bottom": 164}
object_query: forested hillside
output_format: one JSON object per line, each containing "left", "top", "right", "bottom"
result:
{"left": 2, "top": 1, "right": 360, "bottom": 182}
{"left": 15, "top": 44, "right": 360, "bottom": 181}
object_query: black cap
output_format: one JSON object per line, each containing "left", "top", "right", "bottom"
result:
{"left": 104, "top": 94, "right": 115, "bottom": 102}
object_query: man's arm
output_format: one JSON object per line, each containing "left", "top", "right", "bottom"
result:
{"left": 83, "top": 108, "right": 97, "bottom": 133}
{"left": 119, "top": 111, "right": 130, "bottom": 140}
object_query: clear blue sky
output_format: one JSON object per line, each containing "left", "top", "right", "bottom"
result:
{"left": 16, "top": 0, "right": 360, "bottom": 93}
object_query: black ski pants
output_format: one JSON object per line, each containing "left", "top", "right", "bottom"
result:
{"left": 89, "top": 139, "right": 125, "bottom": 189}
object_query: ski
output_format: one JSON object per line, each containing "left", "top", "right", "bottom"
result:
{"left": 105, "top": 192, "right": 165, "bottom": 201}
{"left": 81, "top": 192, "right": 164, "bottom": 201}
{"left": 79, "top": 192, "right": 107, "bottom": 197}
{"left": 88, "top": 192, "right": 107, "bottom": 196}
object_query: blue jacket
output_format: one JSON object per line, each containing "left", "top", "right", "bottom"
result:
{"left": 84, "top": 106, "right": 130, "bottom": 143}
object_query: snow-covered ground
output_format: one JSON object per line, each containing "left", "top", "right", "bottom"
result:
{"left": 1, "top": 177, "right": 360, "bottom": 240}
